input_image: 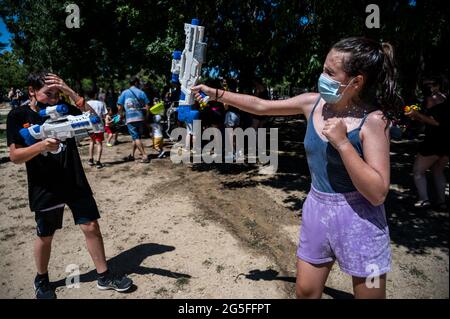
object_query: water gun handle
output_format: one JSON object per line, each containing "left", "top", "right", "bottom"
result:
{"left": 49, "top": 143, "right": 64, "bottom": 155}
{"left": 199, "top": 91, "right": 209, "bottom": 103}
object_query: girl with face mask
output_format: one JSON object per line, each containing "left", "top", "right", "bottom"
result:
{"left": 192, "top": 37, "right": 400, "bottom": 299}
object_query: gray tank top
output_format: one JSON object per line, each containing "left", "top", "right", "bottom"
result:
{"left": 304, "top": 97, "right": 370, "bottom": 193}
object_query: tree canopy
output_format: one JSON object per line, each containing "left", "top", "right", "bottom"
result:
{"left": 0, "top": 0, "right": 448, "bottom": 102}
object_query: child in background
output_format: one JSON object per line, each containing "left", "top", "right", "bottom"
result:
{"left": 105, "top": 107, "right": 120, "bottom": 147}
{"left": 151, "top": 114, "right": 165, "bottom": 158}
{"left": 86, "top": 90, "right": 107, "bottom": 169}
{"left": 105, "top": 107, "right": 114, "bottom": 147}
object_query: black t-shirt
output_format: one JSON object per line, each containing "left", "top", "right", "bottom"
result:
{"left": 424, "top": 101, "right": 449, "bottom": 140}
{"left": 6, "top": 103, "right": 93, "bottom": 211}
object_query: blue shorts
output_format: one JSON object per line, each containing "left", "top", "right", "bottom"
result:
{"left": 127, "top": 121, "right": 146, "bottom": 140}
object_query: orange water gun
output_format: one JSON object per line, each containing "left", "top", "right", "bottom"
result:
{"left": 404, "top": 104, "right": 421, "bottom": 113}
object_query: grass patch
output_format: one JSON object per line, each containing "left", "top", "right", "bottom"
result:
{"left": 202, "top": 258, "right": 213, "bottom": 268}
{"left": 1, "top": 233, "right": 15, "bottom": 240}
{"left": 175, "top": 277, "right": 190, "bottom": 289}
{"left": 216, "top": 265, "right": 225, "bottom": 273}
{"left": 244, "top": 219, "right": 257, "bottom": 231}
{"left": 408, "top": 265, "right": 429, "bottom": 281}
{"left": 193, "top": 215, "right": 207, "bottom": 227}
{"left": 155, "top": 287, "right": 168, "bottom": 295}
{"left": 399, "top": 264, "right": 430, "bottom": 282}
{"left": 7, "top": 203, "right": 27, "bottom": 210}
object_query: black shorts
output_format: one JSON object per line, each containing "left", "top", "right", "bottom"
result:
{"left": 34, "top": 196, "right": 100, "bottom": 237}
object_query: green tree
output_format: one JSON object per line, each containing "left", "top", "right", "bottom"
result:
{"left": 0, "top": 51, "right": 28, "bottom": 96}
{"left": 0, "top": 0, "right": 447, "bottom": 102}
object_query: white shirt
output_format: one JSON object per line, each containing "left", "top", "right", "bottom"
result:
{"left": 87, "top": 100, "right": 107, "bottom": 118}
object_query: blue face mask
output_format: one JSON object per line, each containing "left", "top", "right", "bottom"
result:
{"left": 318, "top": 73, "right": 354, "bottom": 104}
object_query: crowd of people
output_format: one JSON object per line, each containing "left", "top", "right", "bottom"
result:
{"left": 70, "top": 76, "right": 274, "bottom": 167}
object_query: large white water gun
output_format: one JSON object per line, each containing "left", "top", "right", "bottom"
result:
{"left": 166, "top": 18, "right": 209, "bottom": 136}
{"left": 20, "top": 104, "right": 103, "bottom": 155}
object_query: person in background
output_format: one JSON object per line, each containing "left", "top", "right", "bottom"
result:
{"left": 117, "top": 76, "right": 151, "bottom": 163}
{"left": 406, "top": 76, "right": 449, "bottom": 210}
{"left": 86, "top": 89, "right": 107, "bottom": 168}
{"left": 150, "top": 114, "right": 165, "bottom": 158}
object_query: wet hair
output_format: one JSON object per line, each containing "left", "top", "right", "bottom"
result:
{"left": 27, "top": 70, "right": 49, "bottom": 90}
{"left": 332, "top": 37, "right": 401, "bottom": 115}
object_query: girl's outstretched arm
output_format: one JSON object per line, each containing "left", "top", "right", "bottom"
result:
{"left": 192, "top": 84, "right": 317, "bottom": 116}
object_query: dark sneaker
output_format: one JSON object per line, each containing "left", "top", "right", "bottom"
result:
{"left": 88, "top": 158, "right": 95, "bottom": 166}
{"left": 34, "top": 277, "right": 56, "bottom": 299}
{"left": 96, "top": 161, "right": 104, "bottom": 169}
{"left": 97, "top": 274, "right": 133, "bottom": 292}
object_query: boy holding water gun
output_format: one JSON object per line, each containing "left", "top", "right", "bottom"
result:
{"left": 6, "top": 71, "right": 133, "bottom": 299}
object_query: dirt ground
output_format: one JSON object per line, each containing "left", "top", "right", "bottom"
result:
{"left": 0, "top": 103, "right": 448, "bottom": 299}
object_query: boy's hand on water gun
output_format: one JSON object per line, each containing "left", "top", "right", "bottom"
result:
{"left": 322, "top": 118, "right": 349, "bottom": 150}
{"left": 39, "top": 138, "right": 60, "bottom": 153}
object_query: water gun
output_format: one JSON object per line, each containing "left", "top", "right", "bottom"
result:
{"left": 166, "top": 18, "right": 208, "bottom": 136}
{"left": 111, "top": 114, "right": 121, "bottom": 124}
{"left": 404, "top": 104, "right": 421, "bottom": 113}
{"left": 19, "top": 104, "right": 103, "bottom": 155}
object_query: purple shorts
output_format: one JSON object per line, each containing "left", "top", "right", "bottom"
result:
{"left": 297, "top": 186, "right": 391, "bottom": 278}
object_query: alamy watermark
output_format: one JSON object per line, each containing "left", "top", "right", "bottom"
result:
{"left": 366, "top": 4, "right": 380, "bottom": 29}
{"left": 65, "top": 264, "right": 80, "bottom": 288}
{"left": 65, "top": 4, "right": 80, "bottom": 29}
{"left": 365, "top": 263, "right": 381, "bottom": 289}
{"left": 169, "top": 120, "right": 279, "bottom": 174}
